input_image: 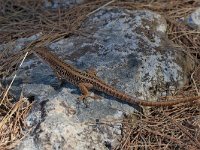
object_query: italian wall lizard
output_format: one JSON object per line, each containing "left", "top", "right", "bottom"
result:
{"left": 32, "top": 47, "right": 200, "bottom": 107}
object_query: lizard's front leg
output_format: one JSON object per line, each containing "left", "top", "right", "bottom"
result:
{"left": 78, "top": 83, "right": 100, "bottom": 100}
{"left": 85, "top": 68, "right": 97, "bottom": 77}
{"left": 55, "top": 72, "right": 62, "bottom": 80}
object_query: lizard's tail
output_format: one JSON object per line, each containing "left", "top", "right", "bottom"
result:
{"left": 97, "top": 83, "right": 200, "bottom": 106}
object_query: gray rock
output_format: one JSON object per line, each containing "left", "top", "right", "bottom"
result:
{"left": 9, "top": 8, "right": 194, "bottom": 150}
{"left": 0, "top": 32, "right": 42, "bottom": 53}
{"left": 16, "top": 84, "right": 122, "bottom": 150}
{"left": 185, "top": 7, "right": 200, "bottom": 30}
{"left": 49, "top": 8, "right": 193, "bottom": 101}
{"left": 43, "top": 0, "right": 86, "bottom": 8}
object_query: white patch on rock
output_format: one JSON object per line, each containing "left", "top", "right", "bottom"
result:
{"left": 185, "top": 7, "right": 200, "bottom": 30}
{"left": 191, "top": 7, "right": 200, "bottom": 26}
{"left": 157, "top": 23, "right": 167, "bottom": 33}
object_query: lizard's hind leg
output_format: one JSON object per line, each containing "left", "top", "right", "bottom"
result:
{"left": 78, "top": 83, "right": 100, "bottom": 100}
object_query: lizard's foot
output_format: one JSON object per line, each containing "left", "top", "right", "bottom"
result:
{"left": 78, "top": 94, "right": 101, "bottom": 108}
{"left": 77, "top": 82, "right": 100, "bottom": 104}
{"left": 78, "top": 94, "right": 89, "bottom": 101}
{"left": 92, "top": 94, "right": 101, "bottom": 100}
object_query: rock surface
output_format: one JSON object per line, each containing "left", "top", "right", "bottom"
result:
{"left": 1, "top": 7, "right": 194, "bottom": 150}
{"left": 49, "top": 8, "right": 193, "bottom": 101}
{"left": 17, "top": 85, "right": 122, "bottom": 150}
{"left": 185, "top": 7, "right": 200, "bottom": 30}
{"left": 43, "top": 0, "right": 86, "bottom": 8}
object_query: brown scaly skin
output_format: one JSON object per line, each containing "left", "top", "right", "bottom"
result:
{"left": 32, "top": 47, "right": 200, "bottom": 107}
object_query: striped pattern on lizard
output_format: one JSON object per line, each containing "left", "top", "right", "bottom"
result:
{"left": 32, "top": 47, "right": 200, "bottom": 107}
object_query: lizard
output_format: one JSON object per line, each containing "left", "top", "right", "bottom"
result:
{"left": 32, "top": 47, "right": 200, "bottom": 107}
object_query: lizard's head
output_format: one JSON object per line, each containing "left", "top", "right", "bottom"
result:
{"left": 34, "top": 47, "right": 44, "bottom": 54}
{"left": 33, "top": 47, "right": 48, "bottom": 60}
